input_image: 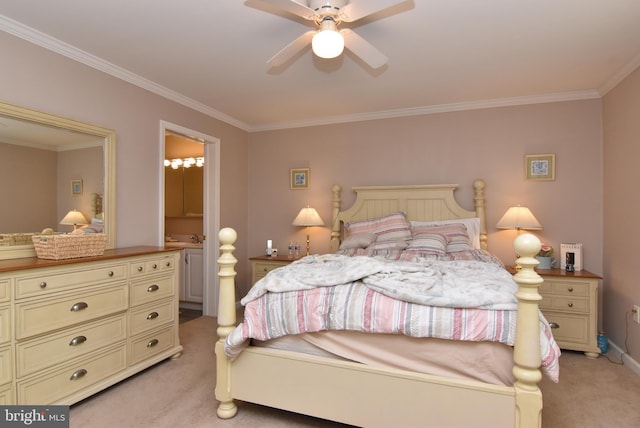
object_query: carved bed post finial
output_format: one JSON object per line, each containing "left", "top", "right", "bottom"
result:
{"left": 473, "top": 179, "right": 488, "bottom": 251}
{"left": 330, "top": 185, "right": 342, "bottom": 253}
{"left": 512, "top": 233, "right": 543, "bottom": 428}
{"left": 215, "top": 227, "right": 238, "bottom": 419}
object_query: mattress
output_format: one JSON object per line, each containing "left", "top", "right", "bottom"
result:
{"left": 252, "top": 330, "right": 515, "bottom": 386}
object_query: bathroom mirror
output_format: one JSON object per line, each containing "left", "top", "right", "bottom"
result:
{"left": 0, "top": 101, "right": 116, "bottom": 260}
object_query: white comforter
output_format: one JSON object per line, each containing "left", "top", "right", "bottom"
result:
{"left": 242, "top": 254, "right": 518, "bottom": 310}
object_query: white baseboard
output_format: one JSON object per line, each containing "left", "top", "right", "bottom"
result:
{"left": 607, "top": 340, "right": 640, "bottom": 376}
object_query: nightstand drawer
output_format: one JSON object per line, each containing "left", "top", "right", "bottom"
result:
{"left": 542, "top": 296, "right": 588, "bottom": 313}
{"left": 543, "top": 279, "right": 590, "bottom": 297}
{"left": 544, "top": 311, "right": 589, "bottom": 344}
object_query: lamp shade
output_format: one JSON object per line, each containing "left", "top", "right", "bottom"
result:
{"left": 60, "top": 209, "right": 88, "bottom": 229}
{"left": 312, "top": 19, "right": 344, "bottom": 59}
{"left": 496, "top": 205, "right": 542, "bottom": 230}
{"left": 292, "top": 207, "right": 325, "bottom": 227}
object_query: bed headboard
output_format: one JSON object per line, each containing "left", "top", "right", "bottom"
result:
{"left": 330, "top": 179, "right": 487, "bottom": 252}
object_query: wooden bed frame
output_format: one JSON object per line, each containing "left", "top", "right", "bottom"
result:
{"left": 215, "top": 180, "right": 545, "bottom": 428}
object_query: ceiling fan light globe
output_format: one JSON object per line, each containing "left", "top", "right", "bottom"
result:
{"left": 312, "top": 30, "right": 344, "bottom": 59}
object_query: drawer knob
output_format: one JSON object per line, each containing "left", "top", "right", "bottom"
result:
{"left": 70, "top": 369, "right": 88, "bottom": 381}
{"left": 70, "top": 302, "right": 89, "bottom": 312}
{"left": 568, "top": 287, "right": 574, "bottom": 292}
{"left": 147, "top": 284, "right": 159, "bottom": 293}
{"left": 147, "top": 338, "right": 159, "bottom": 348}
{"left": 152, "top": 263, "right": 158, "bottom": 269}
{"left": 263, "top": 268, "right": 268, "bottom": 272}
{"left": 567, "top": 302, "right": 573, "bottom": 308}
{"left": 69, "top": 335, "right": 87, "bottom": 346}
{"left": 549, "top": 322, "right": 559, "bottom": 329}
{"left": 165, "top": 261, "right": 171, "bottom": 267}
{"left": 137, "top": 266, "right": 143, "bottom": 272}
{"left": 39, "top": 281, "right": 47, "bottom": 289}
{"left": 147, "top": 311, "right": 159, "bottom": 320}
{"left": 108, "top": 271, "right": 114, "bottom": 277}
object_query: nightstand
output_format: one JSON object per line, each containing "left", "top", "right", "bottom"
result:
{"left": 510, "top": 266, "right": 602, "bottom": 358}
{"left": 249, "top": 255, "right": 297, "bottom": 285}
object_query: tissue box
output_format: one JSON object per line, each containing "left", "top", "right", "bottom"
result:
{"left": 560, "top": 243, "right": 583, "bottom": 271}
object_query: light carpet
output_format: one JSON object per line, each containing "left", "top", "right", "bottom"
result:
{"left": 70, "top": 316, "right": 640, "bottom": 427}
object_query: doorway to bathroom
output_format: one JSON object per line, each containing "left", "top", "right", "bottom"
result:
{"left": 159, "top": 121, "right": 220, "bottom": 318}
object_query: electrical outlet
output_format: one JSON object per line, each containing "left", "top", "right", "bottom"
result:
{"left": 634, "top": 305, "right": 640, "bottom": 324}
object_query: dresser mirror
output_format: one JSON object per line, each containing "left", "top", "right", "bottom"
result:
{"left": 0, "top": 101, "right": 116, "bottom": 260}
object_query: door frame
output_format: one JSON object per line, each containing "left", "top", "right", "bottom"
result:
{"left": 159, "top": 120, "right": 221, "bottom": 316}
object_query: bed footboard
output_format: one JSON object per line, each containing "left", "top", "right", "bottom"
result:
{"left": 214, "top": 227, "right": 544, "bottom": 427}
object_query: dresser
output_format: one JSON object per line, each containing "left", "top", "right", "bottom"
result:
{"left": 0, "top": 247, "right": 182, "bottom": 405}
{"left": 531, "top": 268, "right": 601, "bottom": 358}
{"left": 249, "top": 255, "right": 296, "bottom": 285}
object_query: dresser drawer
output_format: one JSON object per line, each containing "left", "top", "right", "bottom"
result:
{"left": 15, "top": 263, "right": 127, "bottom": 299}
{"left": 129, "top": 256, "right": 175, "bottom": 278}
{"left": 130, "top": 275, "right": 174, "bottom": 307}
{"left": 544, "top": 311, "right": 590, "bottom": 344}
{"left": 0, "top": 307, "right": 10, "bottom": 345}
{"left": 0, "top": 346, "right": 11, "bottom": 385}
{"left": 129, "top": 326, "right": 175, "bottom": 365}
{"left": 130, "top": 298, "right": 175, "bottom": 336}
{"left": 17, "top": 344, "right": 126, "bottom": 405}
{"left": 0, "top": 382, "right": 14, "bottom": 405}
{"left": 15, "top": 283, "right": 128, "bottom": 339}
{"left": 16, "top": 314, "right": 127, "bottom": 377}
{"left": 0, "top": 280, "right": 9, "bottom": 303}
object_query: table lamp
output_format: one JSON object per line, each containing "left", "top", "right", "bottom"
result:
{"left": 292, "top": 206, "right": 325, "bottom": 256}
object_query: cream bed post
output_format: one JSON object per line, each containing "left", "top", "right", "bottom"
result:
{"left": 512, "top": 233, "right": 544, "bottom": 428}
{"left": 330, "top": 184, "right": 342, "bottom": 253}
{"left": 473, "top": 179, "right": 488, "bottom": 251}
{"left": 214, "top": 227, "right": 238, "bottom": 419}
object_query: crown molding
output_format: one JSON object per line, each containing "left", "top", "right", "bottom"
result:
{"left": 248, "top": 90, "right": 602, "bottom": 132}
{"left": 0, "top": 15, "right": 251, "bottom": 131}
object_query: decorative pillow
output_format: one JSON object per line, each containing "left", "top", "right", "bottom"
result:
{"left": 368, "top": 239, "right": 409, "bottom": 251}
{"left": 339, "top": 232, "right": 377, "bottom": 250}
{"left": 411, "top": 218, "right": 481, "bottom": 249}
{"left": 406, "top": 232, "right": 448, "bottom": 255}
{"left": 411, "top": 223, "right": 473, "bottom": 253}
{"left": 345, "top": 212, "right": 411, "bottom": 248}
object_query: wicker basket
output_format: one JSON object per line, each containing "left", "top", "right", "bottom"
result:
{"left": 31, "top": 234, "right": 108, "bottom": 260}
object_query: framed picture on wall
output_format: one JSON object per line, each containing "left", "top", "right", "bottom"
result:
{"left": 290, "top": 168, "right": 309, "bottom": 189}
{"left": 71, "top": 179, "right": 83, "bottom": 196}
{"left": 525, "top": 154, "right": 555, "bottom": 181}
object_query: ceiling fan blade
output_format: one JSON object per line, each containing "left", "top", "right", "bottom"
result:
{"left": 267, "top": 31, "right": 316, "bottom": 67}
{"left": 257, "top": 0, "right": 317, "bottom": 20}
{"left": 339, "top": 0, "right": 405, "bottom": 22}
{"left": 341, "top": 29, "right": 388, "bottom": 69}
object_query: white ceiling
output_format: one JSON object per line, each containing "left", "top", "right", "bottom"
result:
{"left": 1, "top": 0, "right": 640, "bottom": 132}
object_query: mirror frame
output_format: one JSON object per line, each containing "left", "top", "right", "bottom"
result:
{"left": 0, "top": 100, "right": 116, "bottom": 260}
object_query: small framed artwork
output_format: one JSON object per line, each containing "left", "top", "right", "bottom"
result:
{"left": 525, "top": 154, "right": 555, "bottom": 181}
{"left": 290, "top": 168, "right": 309, "bottom": 189}
{"left": 71, "top": 179, "right": 83, "bottom": 196}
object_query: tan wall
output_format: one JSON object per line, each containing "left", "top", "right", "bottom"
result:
{"left": 0, "top": 31, "right": 250, "bottom": 286}
{"left": 248, "top": 100, "right": 603, "bottom": 282}
{"left": 603, "top": 66, "right": 640, "bottom": 360}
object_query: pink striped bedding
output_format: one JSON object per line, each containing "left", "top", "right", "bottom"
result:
{"left": 224, "top": 256, "right": 560, "bottom": 382}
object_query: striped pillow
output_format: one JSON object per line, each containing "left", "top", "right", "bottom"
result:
{"left": 406, "top": 232, "right": 448, "bottom": 255}
{"left": 345, "top": 212, "right": 411, "bottom": 248}
{"left": 411, "top": 223, "right": 472, "bottom": 253}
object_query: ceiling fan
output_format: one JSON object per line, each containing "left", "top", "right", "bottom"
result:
{"left": 255, "top": 0, "right": 406, "bottom": 69}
